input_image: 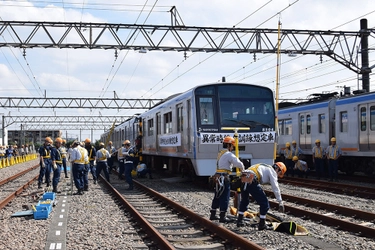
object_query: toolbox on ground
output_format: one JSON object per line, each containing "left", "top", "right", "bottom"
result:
{"left": 33, "top": 192, "right": 55, "bottom": 220}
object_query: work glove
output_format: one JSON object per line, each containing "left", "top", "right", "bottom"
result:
{"left": 53, "top": 163, "right": 57, "bottom": 170}
{"left": 278, "top": 201, "right": 285, "bottom": 213}
{"left": 41, "top": 161, "right": 45, "bottom": 168}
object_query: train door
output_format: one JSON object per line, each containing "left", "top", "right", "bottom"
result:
{"left": 359, "top": 104, "right": 375, "bottom": 151}
{"left": 187, "top": 99, "right": 192, "bottom": 152}
{"left": 299, "top": 113, "right": 312, "bottom": 150}
{"left": 156, "top": 112, "right": 161, "bottom": 152}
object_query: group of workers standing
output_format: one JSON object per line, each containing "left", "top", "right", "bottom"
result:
{"left": 37, "top": 137, "right": 152, "bottom": 195}
{"left": 283, "top": 138, "right": 342, "bottom": 181}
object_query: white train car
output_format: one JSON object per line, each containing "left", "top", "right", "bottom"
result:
{"left": 102, "top": 82, "right": 277, "bottom": 177}
{"left": 277, "top": 91, "right": 375, "bottom": 176}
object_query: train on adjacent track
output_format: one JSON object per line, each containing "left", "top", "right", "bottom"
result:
{"left": 277, "top": 90, "right": 375, "bottom": 176}
{"left": 101, "top": 82, "right": 277, "bottom": 177}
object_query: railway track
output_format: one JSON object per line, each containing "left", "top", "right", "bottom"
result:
{"left": 280, "top": 177, "right": 375, "bottom": 199}
{"left": 0, "top": 165, "right": 40, "bottom": 209}
{"left": 105, "top": 174, "right": 264, "bottom": 250}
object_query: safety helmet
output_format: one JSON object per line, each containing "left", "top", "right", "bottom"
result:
{"left": 108, "top": 141, "right": 112, "bottom": 144}
{"left": 45, "top": 137, "right": 53, "bottom": 143}
{"left": 55, "top": 137, "right": 63, "bottom": 143}
{"left": 315, "top": 139, "right": 320, "bottom": 144}
{"left": 123, "top": 140, "right": 131, "bottom": 145}
{"left": 331, "top": 137, "right": 336, "bottom": 142}
{"left": 72, "top": 141, "right": 80, "bottom": 146}
{"left": 223, "top": 136, "right": 235, "bottom": 145}
{"left": 292, "top": 140, "right": 296, "bottom": 144}
{"left": 274, "top": 162, "right": 287, "bottom": 178}
{"left": 292, "top": 156, "right": 299, "bottom": 161}
{"left": 84, "top": 138, "right": 91, "bottom": 143}
{"left": 99, "top": 142, "right": 105, "bottom": 148}
{"left": 63, "top": 139, "right": 66, "bottom": 144}
{"left": 285, "top": 142, "right": 290, "bottom": 147}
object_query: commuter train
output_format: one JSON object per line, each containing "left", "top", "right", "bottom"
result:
{"left": 101, "top": 82, "right": 277, "bottom": 177}
{"left": 277, "top": 90, "right": 375, "bottom": 176}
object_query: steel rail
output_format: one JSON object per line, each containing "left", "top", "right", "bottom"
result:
{"left": 134, "top": 180, "right": 265, "bottom": 250}
{"left": 0, "top": 164, "right": 39, "bottom": 186}
{"left": 0, "top": 174, "right": 39, "bottom": 210}
{"left": 269, "top": 200, "right": 375, "bottom": 238}
{"left": 265, "top": 190, "right": 375, "bottom": 221}
{"left": 280, "top": 178, "right": 375, "bottom": 199}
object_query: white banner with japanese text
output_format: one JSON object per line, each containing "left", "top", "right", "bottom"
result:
{"left": 200, "top": 132, "right": 275, "bottom": 144}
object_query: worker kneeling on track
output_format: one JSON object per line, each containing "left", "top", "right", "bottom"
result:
{"left": 237, "top": 162, "right": 286, "bottom": 230}
{"left": 210, "top": 136, "right": 245, "bottom": 223}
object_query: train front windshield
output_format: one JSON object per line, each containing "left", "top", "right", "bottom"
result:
{"left": 196, "top": 84, "right": 275, "bottom": 132}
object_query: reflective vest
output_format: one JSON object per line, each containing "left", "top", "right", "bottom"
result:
{"left": 284, "top": 148, "right": 292, "bottom": 159}
{"left": 55, "top": 149, "right": 63, "bottom": 164}
{"left": 98, "top": 149, "right": 107, "bottom": 161}
{"left": 74, "top": 148, "right": 85, "bottom": 164}
{"left": 42, "top": 148, "right": 51, "bottom": 159}
{"left": 313, "top": 147, "right": 323, "bottom": 158}
{"left": 88, "top": 146, "right": 95, "bottom": 161}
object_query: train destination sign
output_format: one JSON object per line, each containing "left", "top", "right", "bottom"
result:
{"left": 200, "top": 132, "right": 276, "bottom": 144}
{"left": 159, "top": 133, "right": 182, "bottom": 147}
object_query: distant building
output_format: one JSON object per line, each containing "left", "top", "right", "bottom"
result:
{"left": 7, "top": 130, "right": 62, "bottom": 146}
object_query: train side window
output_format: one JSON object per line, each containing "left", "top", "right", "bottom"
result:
{"left": 285, "top": 119, "right": 292, "bottom": 135}
{"left": 164, "top": 112, "right": 172, "bottom": 134}
{"left": 157, "top": 113, "right": 161, "bottom": 135}
{"left": 300, "top": 115, "right": 305, "bottom": 135}
{"left": 360, "top": 107, "right": 366, "bottom": 131}
{"left": 306, "top": 114, "right": 311, "bottom": 134}
{"left": 278, "top": 120, "right": 284, "bottom": 135}
{"left": 340, "top": 111, "right": 348, "bottom": 132}
{"left": 370, "top": 106, "right": 375, "bottom": 131}
{"left": 177, "top": 104, "right": 183, "bottom": 132}
{"left": 319, "top": 114, "right": 325, "bottom": 133}
{"left": 148, "top": 119, "right": 154, "bottom": 136}
{"left": 199, "top": 97, "right": 214, "bottom": 125}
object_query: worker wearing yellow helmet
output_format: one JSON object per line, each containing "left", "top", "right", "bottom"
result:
{"left": 312, "top": 139, "right": 325, "bottom": 179}
{"left": 237, "top": 162, "right": 287, "bottom": 230}
{"left": 37, "top": 137, "right": 54, "bottom": 189}
{"left": 292, "top": 156, "right": 309, "bottom": 178}
{"left": 107, "top": 141, "right": 117, "bottom": 174}
{"left": 283, "top": 142, "right": 294, "bottom": 177}
{"left": 96, "top": 142, "right": 111, "bottom": 183}
{"left": 50, "top": 137, "right": 63, "bottom": 193}
{"left": 209, "top": 136, "right": 245, "bottom": 223}
{"left": 121, "top": 140, "right": 135, "bottom": 190}
{"left": 326, "top": 137, "right": 342, "bottom": 182}
{"left": 84, "top": 138, "right": 97, "bottom": 185}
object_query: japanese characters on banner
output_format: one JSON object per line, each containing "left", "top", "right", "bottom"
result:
{"left": 200, "top": 132, "right": 275, "bottom": 144}
{"left": 159, "top": 133, "right": 181, "bottom": 147}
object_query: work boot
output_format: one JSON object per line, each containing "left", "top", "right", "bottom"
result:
{"left": 126, "top": 185, "right": 133, "bottom": 190}
{"left": 258, "top": 218, "right": 273, "bottom": 231}
{"left": 38, "top": 182, "right": 42, "bottom": 189}
{"left": 65, "top": 175, "right": 69, "bottom": 178}
{"left": 209, "top": 209, "right": 219, "bottom": 221}
{"left": 73, "top": 189, "right": 84, "bottom": 195}
{"left": 93, "top": 180, "right": 97, "bottom": 185}
{"left": 46, "top": 183, "right": 50, "bottom": 187}
{"left": 237, "top": 214, "right": 245, "bottom": 227}
{"left": 219, "top": 212, "right": 233, "bottom": 223}
{"left": 84, "top": 185, "right": 89, "bottom": 191}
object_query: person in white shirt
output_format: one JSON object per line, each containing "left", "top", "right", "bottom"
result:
{"left": 292, "top": 156, "right": 309, "bottom": 178}
{"left": 237, "top": 162, "right": 286, "bottom": 230}
{"left": 210, "top": 136, "right": 245, "bottom": 223}
{"left": 69, "top": 141, "right": 85, "bottom": 195}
